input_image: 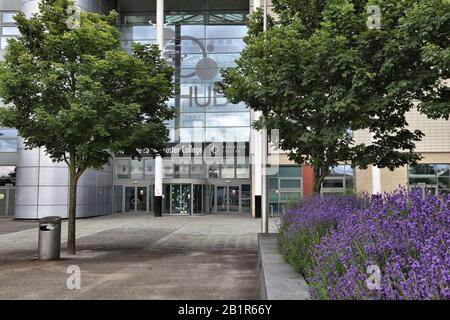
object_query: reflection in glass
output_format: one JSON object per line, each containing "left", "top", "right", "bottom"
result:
{"left": 0, "top": 166, "right": 16, "bottom": 186}
{"left": 115, "top": 160, "right": 129, "bottom": 179}
{"left": 125, "top": 187, "right": 134, "bottom": 212}
{"left": 136, "top": 187, "right": 147, "bottom": 211}
{"left": 130, "top": 160, "right": 144, "bottom": 180}
{"left": 241, "top": 184, "right": 251, "bottom": 213}
{"left": 0, "top": 139, "right": 17, "bottom": 152}
{"left": 228, "top": 186, "right": 240, "bottom": 212}
{"left": 113, "top": 186, "right": 123, "bottom": 213}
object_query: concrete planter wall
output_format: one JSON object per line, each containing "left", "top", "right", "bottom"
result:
{"left": 258, "top": 233, "right": 311, "bottom": 300}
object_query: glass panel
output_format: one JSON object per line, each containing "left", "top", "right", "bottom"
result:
{"left": 0, "top": 139, "right": 17, "bottom": 152}
{"left": 115, "top": 160, "right": 129, "bottom": 179}
{"left": 438, "top": 177, "right": 450, "bottom": 190}
{"left": 163, "top": 160, "right": 174, "bottom": 178}
{"left": 144, "top": 159, "right": 154, "bottom": 178}
{"left": 236, "top": 165, "right": 249, "bottom": 178}
{"left": 191, "top": 165, "right": 205, "bottom": 178}
{"left": 206, "top": 25, "right": 247, "bottom": 39}
{"left": 124, "top": 187, "right": 135, "bottom": 212}
{"left": 0, "top": 130, "right": 17, "bottom": 138}
{"left": 269, "top": 178, "right": 278, "bottom": 189}
{"left": 182, "top": 184, "right": 192, "bottom": 214}
{"left": 0, "top": 190, "right": 6, "bottom": 216}
{"left": 280, "top": 179, "right": 301, "bottom": 189}
{"left": 7, "top": 189, "right": 14, "bottom": 216}
{"left": 221, "top": 165, "right": 235, "bottom": 179}
{"left": 436, "top": 165, "right": 450, "bottom": 177}
{"left": 163, "top": 184, "right": 171, "bottom": 214}
{"left": 280, "top": 192, "right": 301, "bottom": 203}
{"left": 130, "top": 160, "right": 144, "bottom": 180}
{"left": 205, "top": 112, "right": 250, "bottom": 127}
{"left": 241, "top": 184, "right": 251, "bottom": 213}
{"left": 0, "top": 166, "right": 15, "bottom": 186}
{"left": 171, "top": 184, "right": 181, "bottom": 214}
{"left": 2, "top": 27, "right": 19, "bottom": 36}
{"left": 2, "top": 12, "right": 17, "bottom": 24}
{"left": 216, "top": 186, "right": 227, "bottom": 212}
{"left": 171, "top": 184, "right": 191, "bottom": 214}
{"left": 323, "top": 179, "right": 344, "bottom": 188}
{"left": 409, "top": 164, "right": 436, "bottom": 175}
{"left": 148, "top": 185, "right": 154, "bottom": 213}
{"left": 207, "top": 185, "right": 215, "bottom": 213}
{"left": 269, "top": 189, "right": 279, "bottom": 202}
{"left": 0, "top": 37, "right": 11, "bottom": 50}
{"left": 279, "top": 166, "right": 301, "bottom": 178}
{"left": 193, "top": 185, "right": 203, "bottom": 214}
{"left": 328, "top": 165, "right": 347, "bottom": 176}
{"left": 113, "top": 186, "right": 123, "bottom": 213}
{"left": 228, "top": 186, "right": 240, "bottom": 212}
{"left": 409, "top": 177, "right": 437, "bottom": 185}
{"left": 136, "top": 187, "right": 147, "bottom": 211}
{"left": 345, "top": 177, "right": 354, "bottom": 189}
{"left": 174, "top": 164, "right": 190, "bottom": 178}
{"left": 208, "top": 165, "right": 220, "bottom": 178}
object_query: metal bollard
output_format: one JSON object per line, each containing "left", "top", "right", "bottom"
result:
{"left": 38, "top": 216, "right": 62, "bottom": 261}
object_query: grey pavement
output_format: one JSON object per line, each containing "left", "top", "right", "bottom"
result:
{"left": 0, "top": 213, "right": 278, "bottom": 300}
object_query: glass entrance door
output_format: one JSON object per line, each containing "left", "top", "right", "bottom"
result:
{"left": 216, "top": 186, "right": 240, "bottom": 213}
{"left": 170, "top": 184, "right": 191, "bottom": 214}
{"left": 125, "top": 186, "right": 147, "bottom": 212}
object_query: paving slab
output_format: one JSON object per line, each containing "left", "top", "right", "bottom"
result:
{"left": 0, "top": 213, "right": 278, "bottom": 300}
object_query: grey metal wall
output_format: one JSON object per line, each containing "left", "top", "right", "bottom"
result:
{"left": 11, "top": 0, "right": 114, "bottom": 219}
{"left": 15, "top": 140, "right": 113, "bottom": 219}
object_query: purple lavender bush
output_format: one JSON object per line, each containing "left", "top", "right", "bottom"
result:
{"left": 279, "top": 188, "right": 450, "bottom": 300}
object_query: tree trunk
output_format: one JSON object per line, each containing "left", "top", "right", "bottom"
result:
{"left": 313, "top": 165, "right": 322, "bottom": 195}
{"left": 67, "top": 153, "right": 78, "bottom": 255}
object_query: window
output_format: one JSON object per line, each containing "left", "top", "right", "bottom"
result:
{"left": 130, "top": 160, "right": 144, "bottom": 180}
{"left": 268, "top": 166, "right": 303, "bottom": 216}
{"left": 408, "top": 164, "right": 450, "bottom": 195}
{"left": 115, "top": 160, "right": 129, "bottom": 179}
{"left": 322, "top": 165, "right": 355, "bottom": 195}
{"left": 2, "top": 26, "right": 19, "bottom": 36}
{"left": 0, "top": 129, "right": 18, "bottom": 152}
{"left": 0, "top": 12, "right": 19, "bottom": 51}
{"left": 2, "top": 12, "right": 16, "bottom": 24}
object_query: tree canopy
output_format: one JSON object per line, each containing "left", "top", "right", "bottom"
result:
{"left": 218, "top": 0, "right": 449, "bottom": 193}
{"left": 0, "top": 0, "right": 174, "bottom": 253}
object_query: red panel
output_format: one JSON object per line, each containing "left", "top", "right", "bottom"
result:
{"left": 303, "top": 165, "right": 315, "bottom": 197}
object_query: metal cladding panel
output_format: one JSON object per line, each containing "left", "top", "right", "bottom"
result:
{"left": 38, "top": 167, "right": 69, "bottom": 186}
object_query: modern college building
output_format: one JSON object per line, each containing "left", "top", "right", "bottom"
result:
{"left": 0, "top": 0, "right": 449, "bottom": 219}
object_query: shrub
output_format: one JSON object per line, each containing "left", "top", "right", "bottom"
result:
{"left": 279, "top": 189, "right": 450, "bottom": 300}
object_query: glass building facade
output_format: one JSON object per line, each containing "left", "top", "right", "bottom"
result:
{"left": 408, "top": 164, "right": 450, "bottom": 195}
{"left": 0, "top": 0, "right": 358, "bottom": 219}
{"left": 113, "top": 0, "right": 252, "bottom": 215}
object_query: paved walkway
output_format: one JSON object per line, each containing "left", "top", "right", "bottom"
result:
{"left": 0, "top": 213, "right": 278, "bottom": 300}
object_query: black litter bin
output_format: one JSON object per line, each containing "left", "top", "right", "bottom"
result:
{"left": 38, "top": 216, "right": 62, "bottom": 261}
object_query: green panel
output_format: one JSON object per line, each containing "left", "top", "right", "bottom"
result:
{"left": 280, "top": 179, "right": 301, "bottom": 189}
{"left": 279, "top": 166, "right": 301, "bottom": 178}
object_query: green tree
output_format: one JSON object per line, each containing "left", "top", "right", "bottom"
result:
{"left": 0, "top": 0, "right": 174, "bottom": 254}
{"left": 218, "top": 0, "right": 449, "bottom": 194}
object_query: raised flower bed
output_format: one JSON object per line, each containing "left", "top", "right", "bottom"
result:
{"left": 279, "top": 188, "right": 450, "bottom": 300}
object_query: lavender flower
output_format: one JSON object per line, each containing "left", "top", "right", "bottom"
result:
{"left": 279, "top": 188, "right": 450, "bottom": 300}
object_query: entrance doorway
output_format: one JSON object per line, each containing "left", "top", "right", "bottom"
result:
{"left": 125, "top": 186, "right": 147, "bottom": 212}
{"left": 216, "top": 186, "right": 240, "bottom": 213}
